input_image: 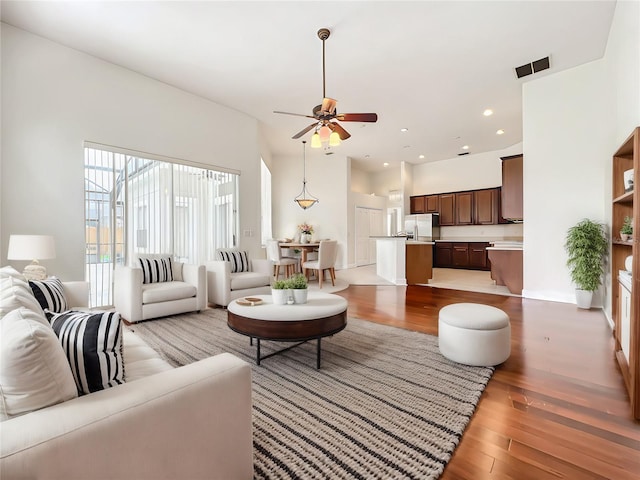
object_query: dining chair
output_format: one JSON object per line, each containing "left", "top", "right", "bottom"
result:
{"left": 266, "top": 239, "right": 298, "bottom": 279}
{"left": 302, "top": 240, "right": 338, "bottom": 288}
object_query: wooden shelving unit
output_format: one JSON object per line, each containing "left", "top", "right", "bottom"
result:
{"left": 611, "top": 126, "right": 640, "bottom": 420}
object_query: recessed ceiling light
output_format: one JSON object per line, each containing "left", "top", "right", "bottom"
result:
{"left": 496, "top": 129, "right": 505, "bottom": 135}
{"left": 400, "top": 128, "right": 409, "bottom": 132}
{"left": 483, "top": 109, "right": 493, "bottom": 116}
{"left": 383, "top": 162, "right": 389, "bottom": 167}
{"left": 364, "top": 154, "right": 370, "bottom": 158}
{"left": 419, "top": 154, "right": 425, "bottom": 159}
{"left": 462, "top": 145, "right": 469, "bottom": 150}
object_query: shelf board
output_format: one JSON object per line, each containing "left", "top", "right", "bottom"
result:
{"left": 613, "top": 239, "right": 634, "bottom": 246}
{"left": 613, "top": 190, "right": 634, "bottom": 204}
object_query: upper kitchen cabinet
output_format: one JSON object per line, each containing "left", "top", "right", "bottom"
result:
{"left": 424, "top": 195, "right": 439, "bottom": 213}
{"left": 439, "top": 193, "right": 456, "bottom": 225}
{"left": 455, "top": 192, "right": 474, "bottom": 225}
{"left": 410, "top": 194, "right": 439, "bottom": 214}
{"left": 501, "top": 154, "right": 523, "bottom": 221}
{"left": 410, "top": 195, "right": 425, "bottom": 213}
{"left": 474, "top": 188, "right": 500, "bottom": 225}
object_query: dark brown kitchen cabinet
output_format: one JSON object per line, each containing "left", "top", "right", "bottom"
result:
{"left": 469, "top": 242, "right": 490, "bottom": 269}
{"left": 439, "top": 194, "right": 456, "bottom": 225}
{"left": 501, "top": 154, "right": 523, "bottom": 220}
{"left": 474, "top": 188, "right": 499, "bottom": 225}
{"left": 455, "top": 192, "right": 474, "bottom": 225}
{"left": 434, "top": 241, "right": 490, "bottom": 270}
{"left": 410, "top": 195, "right": 425, "bottom": 214}
{"left": 434, "top": 242, "right": 452, "bottom": 267}
{"left": 424, "top": 195, "right": 439, "bottom": 213}
{"left": 452, "top": 243, "right": 469, "bottom": 267}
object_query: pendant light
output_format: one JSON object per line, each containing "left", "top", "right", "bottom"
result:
{"left": 294, "top": 141, "right": 318, "bottom": 210}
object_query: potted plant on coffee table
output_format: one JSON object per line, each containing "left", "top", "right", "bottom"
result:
{"left": 288, "top": 273, "right": 309, "bottom": 304}
{"left": 565, "top": 218, "right": 608, "bottom": 309}
{"left": 271, "top": 278, "right": 290, "bottom": 305}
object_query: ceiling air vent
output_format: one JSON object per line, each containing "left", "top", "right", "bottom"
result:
{"left": 515, "top": 56, "right": 550, "bottom": 79}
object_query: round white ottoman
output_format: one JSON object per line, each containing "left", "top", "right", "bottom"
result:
{"left": 438, "top": 303, "right": 511, "bottom": 366}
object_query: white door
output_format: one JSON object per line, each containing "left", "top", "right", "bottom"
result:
{"left": 369, "top": 209, "right": 384, "bottom": 264}
{"left": 355, "top": 207, "right": 370, "bottom": 266}
{"left": 355, "top": 207, "right": 384, "bottom": 266}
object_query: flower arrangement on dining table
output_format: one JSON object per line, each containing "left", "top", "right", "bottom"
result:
{"left": 298, "top": 223, "right": 314, "bottom": 235}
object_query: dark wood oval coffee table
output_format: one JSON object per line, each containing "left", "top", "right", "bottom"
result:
{"left": 227, "top": 292, "right": 347, "bottom": 369}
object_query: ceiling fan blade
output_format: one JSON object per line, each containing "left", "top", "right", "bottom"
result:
{"left": 292, "top": 122, "right": 319, "bottom": 139}
{"left": 274, "top": 110, "right": 316, "bottom": 119}
{"left": 321, "top": 97, "right": 337, "bottom": 114}
{"left": 328, "top": 122, "right": 351, "bottom": 140}
{"left": 336, "top": 113, "right": 378, "bottom": 122}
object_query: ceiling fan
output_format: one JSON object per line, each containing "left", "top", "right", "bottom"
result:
{"left": 274, "top": 28, "right": 378, "bottom": 147}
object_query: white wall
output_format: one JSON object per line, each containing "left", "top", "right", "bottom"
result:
{"left": 1, "top": 24, "right": 263, "bottom": 280}
{"left": 522, "top": 0, "right": 639, "bottom": 308}
{"left": 522, "top": 60, "right": 612, "bottom": 304}
{"left": 271, "top": 150, "right": 349, "bottom": 268}
{"left": 350, "top": 166, "right": 372, "bottom": 195}
{"left": 412, "top": 143, "right": 523, "bottom": 194}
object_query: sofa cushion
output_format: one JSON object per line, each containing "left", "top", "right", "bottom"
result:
{"left": 29, "top": 277, "right": 68, "bottom": 313}
{"left": 141, "top": 281, "right": 197, "bottom": 304}
{"left": 47, "top": 310, "right": 124, "bottom": 395}
{"left": 139, "top": 256, "right": 173, "bottom": 284}
{"left": 122, "top": 329, "right": 173, "bottom": 382}
{"left": 230, "top": 271, "right": 271, "bottom": 291}
{"left": 0, "top": 307, "right": 78, "bottom": 421}
{"left": 1, "top": 276, "right": 45, "bottom": 317}
{"left": 217, "top": 250, "right": 250, "bottom": 273}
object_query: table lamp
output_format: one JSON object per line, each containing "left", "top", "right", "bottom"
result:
{"left": 7, "top": 234, "right": 56, "bottom": 281}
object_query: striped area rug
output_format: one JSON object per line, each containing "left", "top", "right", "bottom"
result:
{"left": 126, "top": 309, "right": 493, "bottom": 479}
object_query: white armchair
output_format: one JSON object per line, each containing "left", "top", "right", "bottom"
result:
{"left": 206, "top": 250, "right": 272, "bottom": 307}
{"left": 114, "top": 259, "right": 206, "bottom": 323}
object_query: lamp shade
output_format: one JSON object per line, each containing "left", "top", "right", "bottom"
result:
{"left": 7, "top": 235, "right": 56, "bottom": 261}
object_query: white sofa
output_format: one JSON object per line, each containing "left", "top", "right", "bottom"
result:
{"left": 114, "top": 259, "right": 207, "bottom": 322}
{"left": 1, "top": 268, "right": 253, "bottom": 480}
{"left": 206, "top": 251, "right": 272, "bottom": 307}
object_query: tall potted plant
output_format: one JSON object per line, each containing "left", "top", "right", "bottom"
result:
{"left": 564, "top": 218, "right": 608, "bottom": 309}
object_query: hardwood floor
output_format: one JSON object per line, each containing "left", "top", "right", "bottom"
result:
{"left": 336, "top": 285, "right": 640, "bottom": 480}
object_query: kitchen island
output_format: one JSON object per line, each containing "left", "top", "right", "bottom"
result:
{"left": 486, "top": 241, "right": 523, "bottom": 294}
{"left": 372, "top": 237, "right": 434, "bottom": 285}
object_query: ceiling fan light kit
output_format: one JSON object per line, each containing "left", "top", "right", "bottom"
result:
{"left": 294, "top": 141, "right": 319, "bottom": 210}
{"left": 274, "top": 28, "right": 378, "bottom": 147}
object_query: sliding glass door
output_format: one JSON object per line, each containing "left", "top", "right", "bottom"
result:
{"left": 84, "top": 145, "right": 239, "bottom": 308}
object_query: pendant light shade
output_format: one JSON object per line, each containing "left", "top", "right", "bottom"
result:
{"left": 294, "top": 141, "right": 319, "bottom": 210}
{"left": 311, "top": 131, "right": 322, "bottom": 149}
{"left": 329, "top": 130, "right": 341, "bottom": 146}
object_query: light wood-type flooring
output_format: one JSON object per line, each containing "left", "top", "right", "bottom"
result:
{"left": 336, "top": 285, "right": 640, "bottom": 480}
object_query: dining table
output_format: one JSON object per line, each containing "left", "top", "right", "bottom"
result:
{"left": 279, "top": 242, "right": 320, "bottom": 266}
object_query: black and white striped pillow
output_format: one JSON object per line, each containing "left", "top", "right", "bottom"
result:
{"left": 29, "top": 277, "right": 68, "bottom": 313}
{"left": 139, "top": 257, "right": 173, "bottom": 284}
{"left": 47, "top": 310, "right": 124, "bottom": 394}
{"left": 217, "top": 250, "right": 250, "bottom": 273}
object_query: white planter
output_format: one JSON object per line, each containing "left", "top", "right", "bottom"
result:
{"left": 575, "top": 289, "right": 593, "bottom": 309}
{"left": 300, "top": 233, "right": 311, "bottom": 244}
{"left": 292, "top": 288, "right": 308, "bottom": 304}
{"left": 271, "top": 288, "right": 289, "bottom": 305}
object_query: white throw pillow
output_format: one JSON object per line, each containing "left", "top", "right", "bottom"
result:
{"left": 0, "top": 307, "right": 78, "bottom": 420}
{"left": 0, "top": 275, "right": 45, "bottom": 318}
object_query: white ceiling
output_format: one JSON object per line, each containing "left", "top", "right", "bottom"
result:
{"left": 0, "top": 1, "right": 616, "bottom": 171}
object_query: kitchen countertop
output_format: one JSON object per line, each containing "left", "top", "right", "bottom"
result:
{"left": 435, "top": 237, "right": 523, "bottom": 243}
